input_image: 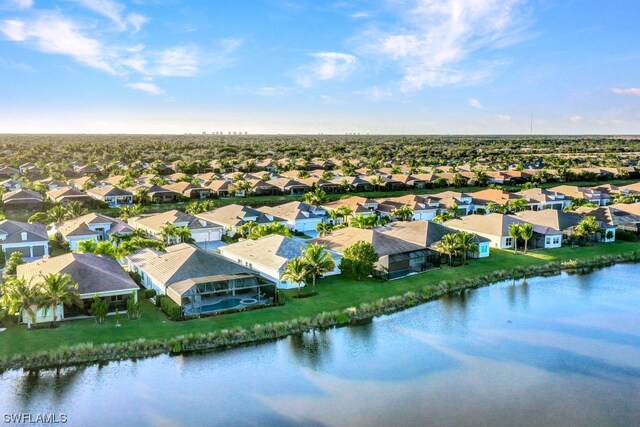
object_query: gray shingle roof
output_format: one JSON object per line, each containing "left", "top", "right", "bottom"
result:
{"left": 0, "top": 219, "right": 48, "bottom": 243}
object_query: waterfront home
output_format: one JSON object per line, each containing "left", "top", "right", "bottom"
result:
{"left": 53, "top": 213, "right": 133, "bottom": 251}
{"left": 196, "top": 204, "right": 284, "bottom": 236}
{"left": 163, "top": 182, "right": 211, "bottom": 200}
{"left": 514, "top": 209, "right": 586, "bottom": 245}
{"left": 46, "top": 187, "right": 94, "bottom": 206}
{"left": 445, "top": 213, "right": 562, "bottom": 249}
{"left": 257, "top": 201, "right": 324, "bottom": 233}
{"left": 380, "top": 220, "right": 491, "bottom": 259}
{"left": 126, "top": 243, "right": 277, "bottom": 316}
{"left": 128, "top": 210, "right": 224, "bottom": 245}
{"left": 2, "top": 189, "right": 43, "bottom": 211}
{"left": 86, "top": 185, "right": 133, "bottom": 207}
{"left": 310, "top": 226, "right": 442, "bottom": 280}
{"left": 16, "top": 253, "right": 139, "bottom": 324}
{"left": 219, "top": 234, "right": 341, "bottom": 289}
{"left": 514, "top": 188, "right": 572, "bottom": 211}
{"left": 0, "top": 219, "right": 49, "bottom": 258}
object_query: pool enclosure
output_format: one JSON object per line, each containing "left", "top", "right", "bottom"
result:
{"left": 166, "top": 273, "right": 277, "bottom": 317}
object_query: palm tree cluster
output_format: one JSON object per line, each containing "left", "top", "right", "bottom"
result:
{"left": 436, "top": 231, "right": 479, "bottom": 266}
{"left": 508, "top": 223, "right": 535, "bottom": 254}
{"left": 28, "top": 201, "right": 88, "bottom": 225}
{"left": 574, "top": 216, "right": 602, "bottom": 243}
{"left": 0, "top": 273, "right": 81, "bottom": 329}
{"left": 184, "top": 199, "right": 217, "bottom": 215}
{"left": 160, "top": 224, "right": 195, "bottom": 245}
{"left": 282, "top": 243, "right": 335, "bottom": 297}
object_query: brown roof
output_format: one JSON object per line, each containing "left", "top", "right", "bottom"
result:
{"left": 17, "top": 253, "right": 138, "bottom": 296}
{"left": 310, "top": 226, "right": 424, "bottom": 256}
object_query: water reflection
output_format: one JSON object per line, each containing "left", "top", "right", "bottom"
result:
{"left": 1, "top": 263, "right": 640, "bottom": 426}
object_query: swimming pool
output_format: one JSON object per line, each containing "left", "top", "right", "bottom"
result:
{"left": 199, "top": 298, "right": 243, "bottom": 313}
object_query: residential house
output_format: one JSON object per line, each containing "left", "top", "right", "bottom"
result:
{"left": 0, "top": 179, "right": 24, "bottom": 192}
{"left": 376, "top": 195, "right": 440, "bottom": 221}
{"left": 549, "top": 185, "right": 606, "bottom": 206}
{"left": 207, "top": 180, "right": 233, "bottom": 197}
{"left": 0, "top": 220, "right": 49, "bottom": 258}
{"left": 46, "top": 187, "right": 94, "bottom": 206}
{"left": 514, "top": 188, "right": 572, "bottom": 211}
{"left": 257, "top": 201, "right": 324, "bottom": 233}
{"left": 514, "top": 209, "right": 585, "bottom": 245}
{"left": 163, "top": 182, "right": 211, "bottom": 200}
{"left": 268, "top": 177, "right": 311, "bottom": 195}
{"left": 430, "top": 191, "right": 475, "bottom": 215}
{"left": 128, "top": 210, "right": 224, "bottom": 245}
{"left": 445, "top": 213, "right": 562, "bottom": 249}
{"left": 471, "top": 188, "right": 529, "bottom": 211}
{"left": 67, "top": 176, "right": 96, "bottom": 190}
{"left": 127, "top": 184, "right": 180, "bottom": 204}
{"left": 126, "top": 243, "right": 277, "bottom": 316}
{"left": 196, "top": 204, "right": 284, "bottom": 236}
{"left": 380, "top": 220, "right": 491, "bottom": 259}
{"left": 322, "top": 196, "right": 378, "bottom": 222}
{"left": 330, "top": 176, "right": 373, "bottom": 192}
{"left": 86, "top": 185, "right": 134, "bottom": 207}
{"left": 17, "top": 253, "right": 139, "bottom": 324}
{"left": 219, "top": 234, "right": 340, "bottom": 289}
{"left": 0, "top": 166, "right": 19, "bottom": 179}
{"left": 2, "top": 189, "right": 43, "bottom": 211}
{"left": 310, "top": 226, "right": 441, "bottom": 280}
{"left": 53, "top": 213, "right": 134, "bottom": 251}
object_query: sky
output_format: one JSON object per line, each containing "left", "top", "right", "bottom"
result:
{"left": 0, "top": 0, "right": 639, "bottom": 134}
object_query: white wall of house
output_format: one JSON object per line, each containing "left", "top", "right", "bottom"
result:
{"left": 191, "top": 227, "right": 224, "bottom": 243}
{"left": 1, "top": 240, "right": 49, "bottom": 257}
{"left": 542, "top": 234, "right": 563, "bottom": 248}
{"left": 292, "top": 217, "right": 323, "bottom": 232}
{"left": 412, "top": 210, "right": 438, "bottom": 221}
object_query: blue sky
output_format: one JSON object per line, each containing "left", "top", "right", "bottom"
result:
{"left": 0, "top": 0, "right": 639, "bottom": 134}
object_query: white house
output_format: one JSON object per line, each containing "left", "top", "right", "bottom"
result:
{"left": 219, "top": 234, "right": 341, "bottom": 289}
{"left": 52, "top": 213, "right": 134, "bottom": 251}
{"left": 0, "top": 220, "right": 49, "bottom": 258}
{"left": 257, "top": 202, "right": 324, "bottom": 233}
{"left": 128, "top": 210, "right": 224, "bottom": 244}
{"left": 86, "top": 185, "right": 134, "bottom": 207}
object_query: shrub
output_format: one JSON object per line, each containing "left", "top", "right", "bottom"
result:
{"left": 615, "top": 230, "right": 637, "bottom": 242}
{"left": 143, "top": 288, "right": 157, "bottom": 299}
{"left": 129, "top": 270, "right": 142, "bottom": 285}
{"left": 159, "top": 296, "right": 183, "bottom": 321}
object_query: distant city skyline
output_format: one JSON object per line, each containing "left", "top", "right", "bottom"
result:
{"left": 1, "top": 0, "right": 639, "bottom": 134}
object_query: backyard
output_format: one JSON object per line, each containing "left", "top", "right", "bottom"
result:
{"left": 1, "top": 241, "right": 639, "bottom": 359}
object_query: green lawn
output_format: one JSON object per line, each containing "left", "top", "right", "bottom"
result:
{"left": 1, "top": 241, "right": 638, "bottom": 359}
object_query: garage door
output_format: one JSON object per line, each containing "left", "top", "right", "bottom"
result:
{"left": 32, "top": 245, "right": 46, "bottom": 257}
{"left": 5, "top": 247, "right": 31, "bottom": 257}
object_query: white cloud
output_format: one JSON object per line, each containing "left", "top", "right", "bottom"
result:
{"left": 296, "top": 52, "right": 358, "bottom": 87}
{"left": 494, "top": 114, "right": 511, "bottom": 123}
{"left": 358, "top": 0, "right": 530, "bottom": 90}
{"left": 6, "top": 0, "right": 33, "bottom": 9}
{"left": 0, "top": 14, "right": 116, "bottom": 74}
{"left": 154, "top": 46, "right": 199, "bottom": 77}
{"left": 350, "top": 11, "right": 373, "bottom": 19}
{"left": 610, "top": 87, "right": 640, "bottom": 96}
{"left": 469, "top": 98, "right": 483, "bottom": 109}
{"left": 569, "top": 115, "right": 582, "bottom": 124}
{"left": 255, "top": 86, "right": 293, "bottom": 96}
{"left": 126, "top": 81, "right": 163, "bottom": 95}
{"left": 69, "top": 0, "right": 149, "bottom": 32}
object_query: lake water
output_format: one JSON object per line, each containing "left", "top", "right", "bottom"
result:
{"left": 1, "top": 263, "right": 640, "bottom": 426}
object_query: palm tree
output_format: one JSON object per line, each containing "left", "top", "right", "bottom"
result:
{"left": 350, "top": 214, "right": 376, "bottom": 229}
{"left": 336, "top": 206, "right": 353, "bottom": 224}
{"left": 473, "top": 169, "right": 489, "bottom": 186}
{"left": 509, "top": 223, "right": 522, "bottom": 254}
{"left": 455, "top": 232, "right": 478, "bottom": 265}
{"left": 438, "top": 234, "right": 460, "bottom": 266}
{"left": 160, "top": 223, "right": 179, "bottom": 245}
{"left": 520, "top": 223, "right": 534, "bottom": 253}
{"left": 574, "top": 216, "right": 602, "bottom": 243}
{"left": 327, "top": 209, "right": 340, "bottom": 225}
{"left": 118, "top": 204, "right": 145, "bottom": 220}
{"left": 302, "top": 243, "right": 335, "bottom": 294}
{"left": 0, "top": 277, "right": 39, "bottom": 329}
{"left": 38, "top": 273, "right": 82, "bottom": 326}
{"left": 391, "top": 205, "right": 414, "bottom": 221}
{"left": 369, "top": 175, "right": 385, "bottom": 192}
{"left": 238, "top": 220, "right": 258, "bottom": 237}
{"left": 64, "top": 201, "right": 88, "bottom": 220}
{"left": 282, "top": 257, "right": 308, "bottom": 298}
{"left": 48, "top": 205, "right": 68, "bottom": 224}
{"left": 175, "top": 227, "right": 195, "bottom": 244}
{"left": 447, "top": 202, "right": 459, "bottom": 218}
{"left": 77, "top": 239, "right": 98, "bottom": 253}
{"left": 134, "top": 188, "right": 150, "bottom": 205}
{"left": 315, "top": 222, "right": 333, "bottom": 237}
{"left": 303, "top": 187, "right": 328, "bottom": 206}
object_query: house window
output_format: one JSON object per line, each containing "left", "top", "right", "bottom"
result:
{"left": 109, "top": 295, "right": 124, "bottom": 302}
{"left": 505, "top": 237, "right": 513, "bottom": 247}
{"left": 553, "top": 237, "right": 560, "bottom": 244}
{"left": 546, "top": 238, "right": 551, "bottom": 245}
{"left": 480, "top": 245, "right": 488, "bottom": 254}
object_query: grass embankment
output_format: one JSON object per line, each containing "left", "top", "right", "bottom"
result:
{"left": 1, "top": 241, "right": 639, "bottom": 361}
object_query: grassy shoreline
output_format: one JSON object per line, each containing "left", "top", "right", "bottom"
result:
{"left": 1, "top": 242, "right": 639, "bottom": 370}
